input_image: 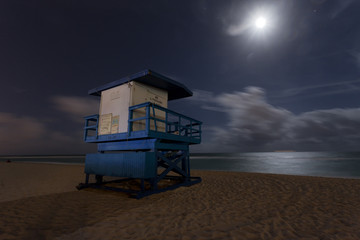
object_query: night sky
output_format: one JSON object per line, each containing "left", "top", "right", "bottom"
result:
{"left": 1, "top": 0, "right": 360, "bottom": 155}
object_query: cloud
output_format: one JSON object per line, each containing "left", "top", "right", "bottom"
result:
{"left": 192, "top": 87, "right": 360, "bottom": 152}
{"left": 349, "top": 50, "right": 360, "bottom": 69}
{"left": 52, "top": 96, "right": 99, "bottom": 122}
{"left": 0, "top": 113, "right": 46, "bottom": 143}
{"left": 192, "top": 89, "right": 215, "bottom": 102}
{"left": 329, "top": 0, "right": 354, "bottom": 19}
{"left": 0, "top": 112, "right": 95, "bottom": 155}
{"left": 227, "top": 23, "right": 250, "bottom": 36}
{"left": 0, "top": 113, "right": 49, "bottom": 154}
{"left": 273, "top": 79, "right": 360, "bottom": 100}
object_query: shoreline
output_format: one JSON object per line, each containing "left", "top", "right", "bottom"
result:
{"left": 3, "top": 151, "right": 360, "bottom": 180}
{"left": 2, "top": 160, "right": 360, "bottom": 180}
{"left": 2, "top": 161, "right": 85, "bottom": 166}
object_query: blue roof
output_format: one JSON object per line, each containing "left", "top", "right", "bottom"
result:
{"left": 88, "top": 69, "right": 193, "bottom": 101}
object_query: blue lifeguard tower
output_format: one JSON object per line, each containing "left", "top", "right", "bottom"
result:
{"left": 78, "top": 70, "right": 202, "bottom": 198}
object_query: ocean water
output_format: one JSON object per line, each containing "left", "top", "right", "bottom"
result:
{"left": 191, "top": 152, "right": 360, "bottom": 179}
{"left": 2, "top": 152, "right": 360, "bottom": 179}
{"left": 0, "top": 155, "right": 85, "bottom": 165}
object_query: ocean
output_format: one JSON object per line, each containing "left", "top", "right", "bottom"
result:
{"left": 2, "top": 152, "right": 360, "bottom": 179}
{"left": 190, "top": 152, "right": 360, "bottom": 179}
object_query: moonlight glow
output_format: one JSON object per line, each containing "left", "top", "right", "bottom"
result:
{"left": 255, "top": 17, "right": 267, "bottom": 29}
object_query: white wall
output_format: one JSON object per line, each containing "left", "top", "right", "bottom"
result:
{"left": 98, "top": 81, "right": 168, "bottom": 135}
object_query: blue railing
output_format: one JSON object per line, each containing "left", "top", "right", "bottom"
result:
{"left": 83, "top": 114, "right": 99, "bottom": 140}
{"left": 128, "top": 102, "right": 202, "bottom": 141}
{"left": 84, "top": 102, "right": 202, "bottom": 143}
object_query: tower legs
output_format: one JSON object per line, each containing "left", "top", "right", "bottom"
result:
{"left": 77, "top": 143, "right": 201, "bottom": 198}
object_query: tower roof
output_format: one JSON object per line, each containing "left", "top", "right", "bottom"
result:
{"left": 88, "top": 69, "right": 192, "bottom": 101}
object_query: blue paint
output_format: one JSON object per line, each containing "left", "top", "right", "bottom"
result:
{"left": 84, "top": 102, "right": 202, "bottom": 144}
{"left": 79, "top": 70, "right": 202, "bottom": 198}
{"left": 97, "top": 139, "right": 189, "bottom": 152}
{"left": 85, "top": 152, "right": 157, "bottom": 178}
{"left": 83, "top": 114, "right": 99, "bottom": 141}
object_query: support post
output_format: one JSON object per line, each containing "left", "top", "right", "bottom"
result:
{"left": 85, "top": 173, "right": 89, "bottom": 184}
{"left": 141, "top": 178, "right": 145, "bottom": 192}
{"left": 95, "top": 175, "right": 103, "bottom": 184}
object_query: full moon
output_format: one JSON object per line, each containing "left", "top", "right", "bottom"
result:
{"left": 255, "top": 17, "right": 267, "bottom": 29}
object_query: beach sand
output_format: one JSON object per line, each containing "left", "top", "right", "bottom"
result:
{"left": 1, "top": 162, "right": 360, "bottom": 240}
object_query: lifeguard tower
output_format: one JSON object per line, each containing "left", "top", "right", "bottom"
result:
{"left": 77, "top": 69, "right": 202, "bottom": 198}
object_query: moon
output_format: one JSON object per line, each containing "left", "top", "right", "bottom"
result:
{"left": 255, "top": 17, "right": 267, "bottom": 29}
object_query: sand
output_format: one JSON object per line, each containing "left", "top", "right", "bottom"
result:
{"left": 1, "top": 162, "right": 360, "bottom": 240}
